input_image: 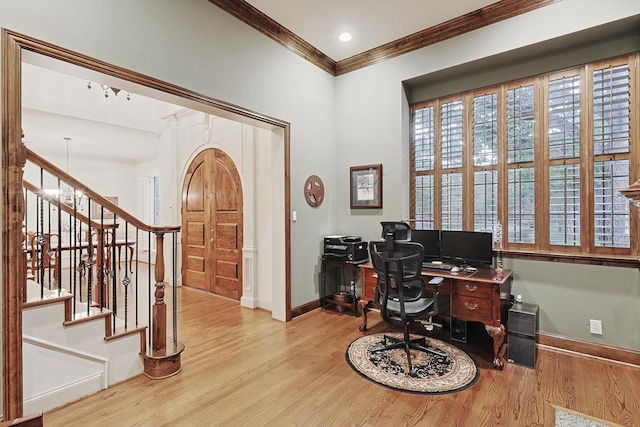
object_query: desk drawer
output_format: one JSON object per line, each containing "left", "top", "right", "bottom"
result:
{"left": 451, "top": 293, "right": 493, "bottom": 322}
{"left": 360, "top": 267, "right": 378, "bottom": 301}
{"left": 452, "top": 280, "right": 493, "bottom": 297}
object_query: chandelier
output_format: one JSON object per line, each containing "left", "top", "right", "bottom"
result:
{"left": 87, "top": 81, "right": 131, "bottom": 100}
{"left": 47, "top": 137, "right": 88, "bottom": 207}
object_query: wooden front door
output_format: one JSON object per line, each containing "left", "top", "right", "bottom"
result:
{"left": 182, "top": 149, "right": 243, "bottom": 299}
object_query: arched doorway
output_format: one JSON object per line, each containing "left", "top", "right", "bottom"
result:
{"left": 181, "top": 148, "right": 243, "bottom": 300}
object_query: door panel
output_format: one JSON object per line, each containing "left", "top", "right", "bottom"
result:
{"left": 186, "top": 256, "right": 205, "bottom": 271}
{"left": 185, "top": 165, "right": 205, "bottom": 211}
{"left": 211, "top": 152, "right": 242, "bottom": 299}
{"left": 216, "top": 223, "right": 239, "bottom": 250}
{"left": 216, "top": 260, "right": 238, "bottom": 279}
{"left": 182, "top": 149, "right": 242, "bottom": 299}
{"left": 186, "top": 222, "right": 205, "bottom": 245}
{"left": 182, "top": 161, "right": 208, "bottom": 291}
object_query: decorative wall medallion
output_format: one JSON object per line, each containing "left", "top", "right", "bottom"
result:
{"left": 304, "top": 175, "right": 324, "bottom": 207}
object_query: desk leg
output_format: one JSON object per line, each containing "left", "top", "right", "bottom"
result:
{"left": 485, "top": 324, "right": 506, "bottom": 370}
{"left": 351, "top": 266, "right": 358, "bottom": 317}
{"left": 357, "top": 299, "right": 370, "bottom": 331}
{"left": 321, "top": 262, "right": 327, "bottom": 309}
{"left": 128, "top": 245, "right": 134, "bottom": 272}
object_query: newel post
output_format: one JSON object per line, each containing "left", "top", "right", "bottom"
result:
{"left": 153, "top": 231, "right": 166, "bottom": 351}
{"left": 143, "top": 229, "right": 183, "bottom": 379}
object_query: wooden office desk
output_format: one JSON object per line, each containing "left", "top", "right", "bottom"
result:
{"left": 358, "top": 263, "right": 513, "bottom": 369}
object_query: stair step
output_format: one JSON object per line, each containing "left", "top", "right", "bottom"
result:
{"left": 23, "top": 293, "right": 73, "bottom": 310}
{"left": 106, "top": 326, "right": 147, "bottom": 345}
{"left": 23, "top": 290, "right": 147, "bottom": 413}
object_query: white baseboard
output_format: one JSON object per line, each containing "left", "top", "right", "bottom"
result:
{"left": 23, "top": 335, "right": 108, "bottom": 414}
{"left": 241, "top": 295, "right": 259, "bottom": 309}
{"left": 23, "top": 373, "right": 104, "bottom": 415}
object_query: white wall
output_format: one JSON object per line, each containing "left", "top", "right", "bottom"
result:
{"left": 23, "top": 152, "right": 137, "bottom": 212}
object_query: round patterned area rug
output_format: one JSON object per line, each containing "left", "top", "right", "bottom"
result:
{"left": 345, "top": 333, "right": 479, "bottom": 394}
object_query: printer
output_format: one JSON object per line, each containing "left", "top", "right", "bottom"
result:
{"left": 323, "top": 235, "right": 368, "bottom": 262}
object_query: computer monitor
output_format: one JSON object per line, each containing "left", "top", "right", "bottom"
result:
{"left": 440, "top": 230, "right": 493, "bottom": 267}
{"left": 410, "top": 229, "right": 440, "bottom": 261}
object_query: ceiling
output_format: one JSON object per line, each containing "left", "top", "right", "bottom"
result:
{"left": 22, "top": 61, "right": 182, "bottom": 163}
{"left": 243, "top": 0, "right": 501, "bottom": 61}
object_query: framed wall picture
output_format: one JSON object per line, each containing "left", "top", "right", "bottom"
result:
{"left": 350, "top": 164, "right": 382, "bottom": 209}
{"left": 91, "top": 196, "right": 118, "bottom": 219}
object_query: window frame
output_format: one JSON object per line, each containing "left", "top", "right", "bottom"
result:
{"left": 409, "top": 53, "right": 639, "bottom": 265}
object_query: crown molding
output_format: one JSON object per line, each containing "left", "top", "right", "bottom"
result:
{"left": 208, "top": 0, "right": 337, "bottom": 75}
{"left": 336, "top": 0, "right": 560, "bottom": 75}
{"left": 210, "top": 0, "right": 560, "bottom": 77}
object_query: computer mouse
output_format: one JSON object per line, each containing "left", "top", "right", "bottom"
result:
{"left": 450, "top": 266, "right": 460, "bottom": 273}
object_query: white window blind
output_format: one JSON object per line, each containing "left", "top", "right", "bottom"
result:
{"left": 474, "top": 170, "right": 498, "bottom": 231}
{"left": 414, "top": 106, "right": 435, "bottom": 171}
{"left": 594, "top": 160, "right": 629, "bottom": 248}
{"left": 549, "top": 164, "right": 580, "bottom": 246}
{"left": 593, "top": 64, "right": 630, "bottom": 155}
{"left": 441, "top": 100, "right": 463, "bottom": 169}
{"left": 508, "top": 167, "right": 535, "bottom": 244}
{"left": 549, "top": 75, "right": 580, "bottom": 159}
{"left": 441, "top": 172, "right": 463, "bottom": 230}
{"left": 473, "top": 93, "right": 498, "bottom": 166}
{"left": 507, "top": 85, "right": 535, "bottom": 163}
{"left": 414, "top": 175, "right": 434, "bottom": 230}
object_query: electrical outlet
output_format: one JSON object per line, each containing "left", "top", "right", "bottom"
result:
{"left": 590, "top": 319, "right": 602, "bottom": 335}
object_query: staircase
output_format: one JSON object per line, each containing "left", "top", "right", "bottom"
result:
{"left": 21, "top": 147, "right": 183, "bottom": 414}
{"left": 23, "top": 280, "right": 144, "bottom": 414}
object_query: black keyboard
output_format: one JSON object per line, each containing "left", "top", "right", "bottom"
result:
{"left": 422, "top": 262, "right": 454, "bottom": 271}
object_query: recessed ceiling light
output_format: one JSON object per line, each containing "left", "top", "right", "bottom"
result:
{"left": 339, "top": 32, "right": 352, "bottom": 43}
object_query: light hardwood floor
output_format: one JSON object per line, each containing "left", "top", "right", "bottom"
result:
{"left": 44, "top": 286, "right": 640, "bottom": 426}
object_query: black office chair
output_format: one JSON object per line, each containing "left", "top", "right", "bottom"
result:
{"left": 369, "top": 239, "right": 448, "bottom": 377}
{"left": 380, "top": 221, "right": 411, "bottom": 241}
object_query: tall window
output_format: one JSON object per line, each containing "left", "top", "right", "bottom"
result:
{"left": 441, "top": 100, "right": 463, "bottom": 169}
{"left": 548, "top": 73, "right": 581, "bottom": 246}
{"left": 506, "top": 84, "right": 535, "bottom": 244}
{"left": 592, "top": 63, "right": 631, "bottom": 249}
{"left": 138, "top": 175, "right": 161, "bottom": 249}
{"left": 410, "top": 53, "right": 637, "bottom": 258}
{"left": 440, "top": 99, "right": 464, "bottom": 230}
{"left": 473, "top": 93, "right": 498, "bottom": 231}
{"left": 412, "top": 106, "right": 435, "bottom": 229}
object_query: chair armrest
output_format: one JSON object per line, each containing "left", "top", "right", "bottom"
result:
{"left": 428, "top": 277, "right": 444, "bottom": 286}
{"left": 427, "top": 276, "right": 447, "bottom": 315}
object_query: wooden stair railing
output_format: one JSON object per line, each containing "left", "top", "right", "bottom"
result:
{"left": 22, "top": 180, "right": 117, "bottom": 302}
{"left": 24, "top": 147, "right": 184, "bottom": 379}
